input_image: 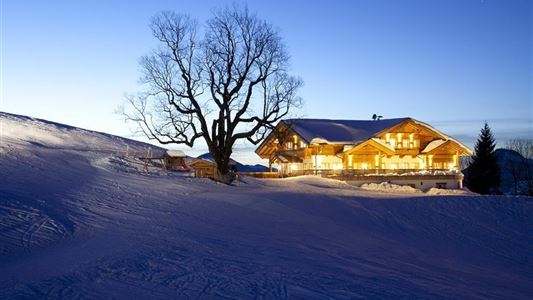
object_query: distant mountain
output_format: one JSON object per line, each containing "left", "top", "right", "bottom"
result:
{"left": 196, "top": 152, "right": 274, "bottom": 172}
{"left": 495, "top": 148, "right": 533, "bottom": 195}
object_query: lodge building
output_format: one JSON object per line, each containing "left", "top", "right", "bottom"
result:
{"left": 255, "top": 118, "right": 472, "bottom": 190}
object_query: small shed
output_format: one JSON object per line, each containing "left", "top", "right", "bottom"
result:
{"left": 189, "top": 159, "right": 218, "bottom": 179}
{"left": 189, "top": 158, "right": 237, "bottom": 180}
{"left": 162, "top": 150, "right": 187, "bottom": 171}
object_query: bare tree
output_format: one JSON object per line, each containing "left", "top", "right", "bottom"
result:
{"left": 124, "top": 6, "right": 302, "bottom": 183}
{"left": 506, "top": 138, "right": 533, "bottom": 195}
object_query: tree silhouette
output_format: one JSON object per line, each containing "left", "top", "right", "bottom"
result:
{"left": 124, "top": 6, "right": 302, "bottom": 183}
{"left": 466, "top": 122, "right": 500, "bottom": 194}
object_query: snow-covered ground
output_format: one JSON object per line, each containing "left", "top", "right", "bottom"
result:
{"left": 1, "top": 111, "right": 533, "bottom": 299}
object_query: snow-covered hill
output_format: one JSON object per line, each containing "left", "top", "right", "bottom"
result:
{"left": 1, "top": 112, "right": 532, "bottom": 299}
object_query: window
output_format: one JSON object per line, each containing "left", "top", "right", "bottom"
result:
{"left": 436, "top": 182, "right": 447, "bottom": 189}
{"left": 286, "top": 142, "right": 293, "bottom": 149}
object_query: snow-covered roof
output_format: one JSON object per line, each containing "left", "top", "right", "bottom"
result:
{"left": 421, "top": 139, "right": 447, "bottom": 153}
{"left": 283, "top": 118, "right": 410, "bottom": 144}
{"left": 196, "top": 153, "right": 238, "bottom": 165}
{"left": 370, "top": 138, "right": 396, "bottom": 152}
{"left": 166, "top": 150, "right": 186, "bottom": 157}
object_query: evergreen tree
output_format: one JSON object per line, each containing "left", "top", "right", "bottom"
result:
{"left": 466, "top": 122, "right": 501, "bottom": 194}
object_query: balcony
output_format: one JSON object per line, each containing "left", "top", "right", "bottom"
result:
{"left": 283, "top": 168, "right": 462, "bottom": 178}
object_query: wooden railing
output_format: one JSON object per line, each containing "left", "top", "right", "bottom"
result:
{"left": 284, "top": 168, "right": 459, "bottom": 177}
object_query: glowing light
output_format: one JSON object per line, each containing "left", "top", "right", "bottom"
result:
{"left": 385, "top": 133, "right": 391, "bottom": 142}
{"left": 374, "top": 155, "right": 379, "bottom": 167}
{"left": 313, "top": 155, "right": 324, "bottom": 169}
{"left": 361, "top": 163, "right": 369, "bottom": 169}
{"left": 333, "top": 163, "right": 343, "bottom": 170}
{"left": 290, "top": 163, "right": 298, "bottom": 171}
{"left": 390, "top": 138, "right": 396, "bottom": 147}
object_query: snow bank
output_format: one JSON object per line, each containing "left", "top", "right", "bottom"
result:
{"left": 360, "top": 182, "right": 422, "bottom": 193}
{"left": 426, "top": 187, "right": 475, "bottom": 195}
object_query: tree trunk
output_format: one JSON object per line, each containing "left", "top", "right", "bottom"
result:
{"left": 216, "top": 164, "right": 234, "bottom": 184}
{"left": 213, "top": 154, "right": 235, "bottom": 184}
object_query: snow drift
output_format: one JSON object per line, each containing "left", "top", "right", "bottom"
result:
{"left": 1, "top": 112, "right": 532, "bottom": 299}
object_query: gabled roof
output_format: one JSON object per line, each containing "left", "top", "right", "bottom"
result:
{"left": 421, "top": 139, "right": 472, "bottom": 155}
{"left": 196, "top": 153, "right": 238, "bottom": 165}
{"left": 421, "top": 139, "right": 447, "bottom": 153}
{"left": 255, "top": 117, "right": 472, "bottom": 158}
{"left": 282, "top": 118, "right": 410, "bottom": 144}
{"left": 344, "top": 138, "right": 396, "bottom": 156}
{"left": 165, "top": 150, "right": 186, "bottom": 157}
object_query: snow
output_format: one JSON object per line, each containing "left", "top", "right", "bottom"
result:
{"left": 165, "top": 149, "right": 186, "bottom": 157}
{"left": 421, "top": 139, "right": 447, "bottom": 153}
{"left": 284, "top": 118, "right": 409, "bottom": 143}
{"left": 425, "top": 187, "right": 474, "bottom": 195}
{"left": 1, "top": 112, "right": 533, "bottom": 299}
{"left": 360, "top": 182, "right": 422, "bottom": 193}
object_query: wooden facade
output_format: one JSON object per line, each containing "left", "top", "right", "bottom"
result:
{"left": 255, "top": 118, "right": 472, "bottom": 186}
{"left": 162, "top": 155, "right": 187, "bottom": 171}
{"left": 189, "top": 159, "right": 238, "bottom": 180}
{"left": 189, "top": 159, "right": 219, "bottom": 179}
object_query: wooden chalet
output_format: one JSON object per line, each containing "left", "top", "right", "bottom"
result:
{"left": 255, "top": 118, "right": 472, "bottom": 190}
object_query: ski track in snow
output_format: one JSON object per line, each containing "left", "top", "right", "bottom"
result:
{"left": 1, "top": 112, "right": 533, "bottom": 299}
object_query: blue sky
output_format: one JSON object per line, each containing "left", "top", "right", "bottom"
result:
{"left": 2, "top": 0, "right": 531, "bottom": 164}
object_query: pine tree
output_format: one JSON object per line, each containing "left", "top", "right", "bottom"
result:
{"left": 466, "top": 122, "right": 501, "bottom": 194}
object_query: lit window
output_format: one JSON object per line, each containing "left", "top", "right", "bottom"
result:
{"left": 286, "top": 142, "right": 293, "bottom": 149}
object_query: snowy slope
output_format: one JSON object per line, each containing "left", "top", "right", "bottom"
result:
{"left": 0, "top": 111, "right": 164, "bottom": 155}
{"left": 1, "top": 112, "right": 533, "bottom": 299}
